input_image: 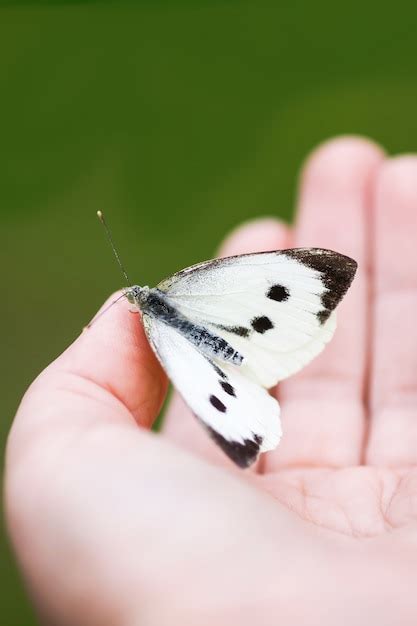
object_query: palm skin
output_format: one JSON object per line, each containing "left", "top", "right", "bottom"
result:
{"left": 5, "top": 137, "right": 417, "bottom": 626}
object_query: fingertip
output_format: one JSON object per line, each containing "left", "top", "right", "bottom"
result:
{"left": 374, "top": 154, "right": 417, "bottom": 202}
{"left": 300, "top": 135, "right": 385, "bottom": 193}
{"left": 53, "top": 292, "right": 168, "bottom": 428}
{"left": 218, "top": 217, "right": 291, "bottom": 257}
{"left": 66, "top": 290, "right": 143, "bottom": 370}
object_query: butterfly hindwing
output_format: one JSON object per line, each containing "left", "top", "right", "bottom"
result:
{"left": 157, "top": 248, "right": 357, "bottom": 387}
{"left": 143, "top": 314, "right": 281, "bottom": 468}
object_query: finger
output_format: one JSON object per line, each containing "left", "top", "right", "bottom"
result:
{"left": 162, "top": 218, "right": 291, "bottom": 469}
{"left": 5, "top": 292, "right": 170, "bottom": 621}
{"left": 266, "top": 137, "right": 385, "bottom": 471}
{"left": 9, "top": 292, "right": 168, "bottom": 461}
{"left": 367, "top": 156, "right": 417, "bottom": 465}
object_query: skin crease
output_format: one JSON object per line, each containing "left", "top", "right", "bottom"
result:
{"left": 5, "top": 136, "right": 417, "bottom": 626}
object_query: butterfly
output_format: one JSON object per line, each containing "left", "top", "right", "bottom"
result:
{"left": 95, "top": 213, "right": 357, "bottom": 468}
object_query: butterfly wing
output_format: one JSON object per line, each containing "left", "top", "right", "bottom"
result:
{"left": 157, "top": 248, "right": 357, "bottom": 388}
{"left": 143, "top": 314, "right": 281, "bottom": 468}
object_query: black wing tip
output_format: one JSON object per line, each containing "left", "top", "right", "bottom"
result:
{"left": 205, "top": 426, "right": 263, "bottom": 468}
{"left": 284, "top": 247, "right": 357, "bottom": 272}
{"left": 284, "top": 248, "right": 357, "bottom": 322}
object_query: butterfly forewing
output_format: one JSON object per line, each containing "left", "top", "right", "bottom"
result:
{"left": 157, "top": 248, "right": 357, "bottom": 388}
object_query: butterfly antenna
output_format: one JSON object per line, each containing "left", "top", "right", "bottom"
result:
{"left": 84, "top": 292, "right": 126, "bottom": 330}
{"left": 97, "top": 210, "right": 131, "bottom": 288}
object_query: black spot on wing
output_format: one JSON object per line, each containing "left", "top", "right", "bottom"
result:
{"left": 317, "top": 309, "right": 331, "bottom": 324}
{"left": 267, "top": 284, "right": 290, "bottom": 302}
{"left": 251, "top": 316, "right": 274, "bottom": 334}
{"left": 211, "top": 362, "right": 227, "bottom": 379}
{"left": 285, "top": 248, "right": 357, "bottom": 324}
{"left": 216, "top": 324, "right": 250, "bottom": 338}
{"left": 220, "top": 381, "right": 236, "bottom": 396}
{"left": 209, "top": 395, "right": 227, "bottom": 412}
{"left": 206, "top": 428, "right": 263, "bottom": 468}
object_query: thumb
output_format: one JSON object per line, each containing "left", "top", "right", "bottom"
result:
{"left": 7, "top": 291, "right": 167, "bottom": 466}
{"left": 59, "top": 290, "right": 168, "bottom": 428}
{"left": 5, "top": 292, "right": 168, "bottom": 624}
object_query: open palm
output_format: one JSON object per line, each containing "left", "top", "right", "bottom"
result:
{"left": 6, "top": 137, "right": 417, "bottom": 626}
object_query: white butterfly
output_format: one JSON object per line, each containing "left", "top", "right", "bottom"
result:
{"left": 96, "top": 214, "right": 357, "bottom": 468}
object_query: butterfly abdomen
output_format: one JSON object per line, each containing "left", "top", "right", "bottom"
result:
{"left": 143, "top": 289, "right": 244, "bottom": 365}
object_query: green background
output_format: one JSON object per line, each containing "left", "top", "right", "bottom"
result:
{"left": 1, "top": 0, "right": 417, "bottom": 622}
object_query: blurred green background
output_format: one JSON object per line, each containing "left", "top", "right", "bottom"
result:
{"left": 1, "top": 0, "right": 417, "bottom": 622}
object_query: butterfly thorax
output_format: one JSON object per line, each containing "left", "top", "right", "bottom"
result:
{"left": 125, "top": 285, "right": 150, "bottom": 309}
{"left": 127, "top": 286, "right": 173, "bottom": 318}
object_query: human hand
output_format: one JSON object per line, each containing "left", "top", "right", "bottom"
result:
{"left": 5, "top": 137, "right": 417, "bottom": 626}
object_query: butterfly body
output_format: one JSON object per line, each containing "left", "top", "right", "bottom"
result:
{"left": 128, "top": 286, "right": 244, "bottom": 365}
{"left": 124, "top": 248, "right": 357, "bottom": 468}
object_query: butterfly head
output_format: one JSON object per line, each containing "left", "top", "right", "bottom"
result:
{"left": 125, "top": 285, "right": 150, "bottom": 309}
